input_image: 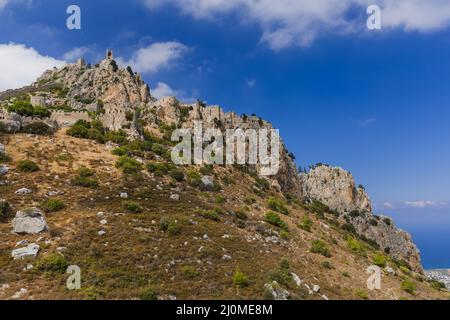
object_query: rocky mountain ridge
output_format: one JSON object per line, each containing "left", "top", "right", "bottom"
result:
{"left": 0, "top": 52, "right": 423, "bottom": 273}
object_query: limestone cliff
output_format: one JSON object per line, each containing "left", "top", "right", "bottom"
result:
{"left": 300, "top": 165, "right": 422, "bottom": 272}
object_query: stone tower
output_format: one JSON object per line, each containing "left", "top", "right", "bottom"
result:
{"left": 106, "top": 49, "right": 113, "bottom": 60}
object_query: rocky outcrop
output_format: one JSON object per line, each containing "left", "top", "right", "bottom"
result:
{"left": 0, "top": 165, "right": 8, "bottom": 176}
{"left": 33, "top": 50, "right": 152, "bottom": 130}
{"left": 341, "top": 211, "right": 422, "bottom": 272}
{"left": 11, "top": 243, "right": 40, "bottom": 260}
{"left": 11, "top": 208, "right": 48, "bottom": 234}
{"left": 300, "top": 165, "right": 422, "bottom": 272}
{"left": 300, "top": 165, "right": 371, "bottom": 213}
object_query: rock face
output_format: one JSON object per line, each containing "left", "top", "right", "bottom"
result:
{"left": 11, "top": 243, "right": 40, "bottom": 260}
{"left": 0, "top": 165, "right": 8, "bottom": 175}
{"left": 264, "top": 281, "right": 290, "bottom": 300}
{"left": 300, "top": 165, "right": 371, "bottom": 213}
{"left": 341, "top": 211, "right": 422, "bottom": 272}
{"left": 34, "top": 50, "right": 151, "bottom": 131}
{"left": 11, "top": 208, "right": 48, "bottom": 234}
{"left": 301, "top": 165, "right": 422, "bottom": 272}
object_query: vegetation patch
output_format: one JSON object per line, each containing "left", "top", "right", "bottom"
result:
{"left": 16, "top": 159, "right": 40, "bottom": 172}
{"left": 267, "top": 197, "right": 289, "bottom": 215}
{"left": 310, "top": 240, "right": 331, "bottom": 257}
{"left": 40, "top": 199, "right": 65, "bottom": 213}
{"left": 265, "top": 212, "right": 287, "bottom": 230}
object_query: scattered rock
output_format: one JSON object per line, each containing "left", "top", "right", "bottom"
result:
{"left": 15, "top": 239, "right": 29, "bottom": 247}
{"left": 0, "top": 165, "right": 9, "bottom": 175}
{"left": 15, "top": 188, "right": 32, "bottom": 195}
{"left": 11, "top": 243, "right": 40, "bottom": 260}
{"left": 98, "top": 230, "right": 106, "bottom": 236}
{"left": 12, "top": 208, "right": 48, "bottom": 234}
{"left": 169, "top": 194, "right": 180, "bottom": 201}
{"left": 313, "top": 285, "right": 321, "bottom": 293}
{"left": 222, "top": 254, "right": 232, "bottom": 260}
{"left": 264, "top": 281, "right": 290, "bottom": 300}
{"left": 385, "top": 267, "right": 396, "bottom": 275}
{"left": 120, "top": 192, "right": 128, "bottom": 199}
{"left": 0, "top": 143, "right": 5, "bottom": 154}
{"left": 12, "top": 288, "right": 28, "bottom": 299}
{"left": 57, "top": 247, "right": 67, "bottom": 253}
{"left": 291, "top": 273, "right": 302, "bottom": 287}
{"left": 201, "top": 176, "right": 214, "bottom": 191}
{"left": 100, "top": 219, "right": 108, "bottom": 225}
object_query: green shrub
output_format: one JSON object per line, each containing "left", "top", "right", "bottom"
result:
{"left": 77, "top": 166, "right": 95, "bottom": 177}
{"left": 321, "top": 261, "right": 333, "bottom": 269}
{"left": 393, "top": 259, "right": 412, "bottom": 271}
{"left": 0, "top": 152, "right": 10, "bottom": 162}
{"left": 234, "top": 210, "right": 248, "bottom": 221}
{"left": 139, "top": 287, "right": 158, "bottom": 300}
{"left": 105, "top": 129, "right": 128, "bottom": 144}
{"left": 267, "top": 197, "right": 289, "bottom": 215}
{"left": 269, "top": 259, "right": 293, "bottom": 287}
{"left": 67, "top": 120, "right": 91, "bottom": 139}
{"left": 197, "top": 209, "right": 220, "bottom": 221}
{"left": 72, "top": 176, "right": 98, "bottom": 188}
{"left": 306, "top": 200, "right": 330, "bottom": 217}
{"left": 356, "top": 289, "right": 369, "bottom": 300}
{"left": 298, "top": 215, "right": 312, "bottom": 232}
{"left": 186, "top": 169, "right": 202, "bottom": 186}
{"left": 383, "top": 217, "right": 392, "bottom": 226}
{"left": 346, "top": 236, "right": 366, "bottom": 255}
{"left": 310, "top": 240, "right": 331, "bottom": 257}
{"left": 116, "top": 156, "right": 143, "bottom": 174}
{"left": 170, "top": 169, "right": 185, "bottom": 182}
{"left": 7, "top": 100, "right": 50, "bottom": 118}
{"left": 233, "top": 270, "right": 249, "bottom": 288}
{"left": 40, "top": 199, "right": 65, "bottom": 213}
{"left": 181, "top": 266, "right": 199, "bottom": 279}
{"left": 111, "top": 146, "right": 130, "bottom": 156}
{"left": 22, "top": 122, "right": 53, "bottom": 135}
{"left": 124, "top": 201, "right": 143, "bottom": 213}
{"left": 265, "top": 212, "right": 287, "bottom": 230}
{"left": 341, "top": 222, "right": 357, "bottom": 234}
{"left": 151, "top": 144, "right": 166, "bottom": 156}
{"left": 0, "top": 200, "right": 11, "bottom": 221}
{"left": 373, "top": 253, "right": 387, "bottom": 268}
{"left": 36, "top": 253, "right": 68, "bottom": 274}
{"left": 16, "top": 160, "right": 39, "bottom": 172}
{"left": 215, "top": 195, "right": 226, "bottom": 204}
{"left": 429, "top": 280, "right": 446, "bottom": 291}
{"left": 159, "top": 217, "right": 181, "bottom": 235}
{"left": 401, "top": 280, "right": 416, "bottom": 295}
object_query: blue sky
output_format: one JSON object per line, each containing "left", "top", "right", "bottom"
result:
{"left": 0, "top": 0, "right": 449, "bottom": 267}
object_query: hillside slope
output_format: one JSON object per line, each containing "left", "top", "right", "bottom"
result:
{"left": 0, "top": 54, "right": 448, "bottom": 300}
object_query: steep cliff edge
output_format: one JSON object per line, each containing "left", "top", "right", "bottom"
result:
{"left": 300, "top": 165, "right": 422, "bottom": 272}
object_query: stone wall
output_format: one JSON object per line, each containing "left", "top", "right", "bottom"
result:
{"left": 50, "top": 111, "right": 90, "bottom": 128}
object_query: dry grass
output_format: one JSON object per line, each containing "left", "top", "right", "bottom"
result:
{"left": 0, "top": 132, "right": 447, "bottom": 300}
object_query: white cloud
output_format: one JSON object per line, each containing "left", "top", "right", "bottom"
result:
{"left": 358, "top": 118, "right": 376, "bottom": 127}
{"left": 0, "top": 43, "right": 65, "bottom": 92}
{"left": 118, "top": 42, "right": 188, "bottom": 74}
{"left": 63, "top": 46, "right": 89, "bottom": 62}
{"left": 152, "top": 82, "right": 179, "bottom": 99}
{"left": 383, "top": 202, "right": 394, "bottom": 209}
{"left": 143, "top": 0, "right": 450, "bottom": 50}
{"left": 152, "top": 81, "right": 196, "bottom": 102}
{"left": 404, "top": 200, "right": 448, "bottom": 208}
{"left": 0, "top": 0, "right": 8, "bottom": 10}
{"left": 246, "top": 78, "right": 256, "bottom": 87}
